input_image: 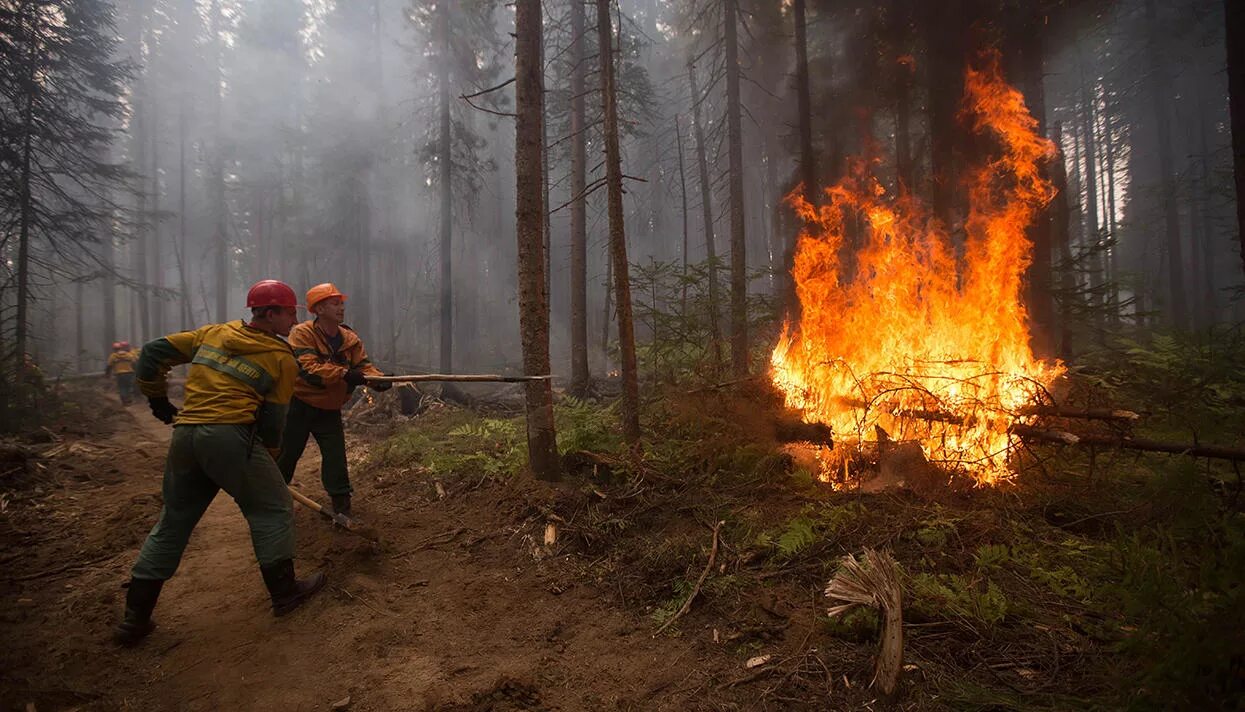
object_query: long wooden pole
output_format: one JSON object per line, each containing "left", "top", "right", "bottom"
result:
{"left": 367, "top": 374, "right": 552, "bottom": 384}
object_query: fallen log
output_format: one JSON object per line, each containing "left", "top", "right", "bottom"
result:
{"left": 1018, "top": 406, "right": 1141, "bottom": 422}
{"left": 1011, "top": 425, "right": 1245, "bottom": 462}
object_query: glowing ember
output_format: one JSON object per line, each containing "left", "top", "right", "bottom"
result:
{"left": 771, "top": 52, "right": 1064, "bottom": 485}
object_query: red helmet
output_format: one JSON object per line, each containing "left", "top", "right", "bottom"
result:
{"left": 246, "top": 280, "right": 298, "bottom": 309}
{"left": 119, "top": 341, "right": 130, "bottom": 349}
{"left": 112, "top": 341, "right": 122, "bottom": 350}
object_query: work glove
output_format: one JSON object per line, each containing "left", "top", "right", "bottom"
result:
{"left": 344, "top": 368, "right": 368, "bottom": 387}
{"left": 370, "top": 379, "right": 392, "bottom": 392}
{"left": 148, "top": 396, "right": 179, "bottom": 424}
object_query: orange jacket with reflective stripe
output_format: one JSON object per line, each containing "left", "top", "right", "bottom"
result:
{"left": 288, "top": 319, "right": 383, "bottom": 411}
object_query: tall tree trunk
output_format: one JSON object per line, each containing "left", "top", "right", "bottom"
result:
{"left": 150, "top": 87, "right": 164, "bottom": 337}
{"left": 1077, "top": 48, "right": 1102, "bottom": 329}
{"left": 687, "top": 59, "right": 723, "bottom": 373}
{"left": 176, "top": 95, "right": 192, "bottom": 327}
{"left": 1226, "top": 0, "right": 1245, "bottom": 279}
{"left": 1196, "top": 84, "right": 1217, "bottom": 323}
{"left": 598, "top": 0, "right": 641, "bottom": 445}
{"left": 569, "top": 0, "right": 589, "bottom": 395}
{"left": 794, "top": 0, "right": 817, "bottom": 201}
{"left": 724, "top": 0, "right": 749, "bottom": 377}
{"left": 1021, "top": 10, "right": 1054, "bottom": 357}
{"left": 515, "top": 0, "right": 559, "bottom": 480}
{"left": 1103, "top": 95, "right": 1120, "bottom": 324}
{"left": 438, "top": 0, "right": 453, "bottom": 372}
{"left": 1145, "top": 0, "right": 1188, "bottom": 325}
{"left": 677, "top": 115, "right": 690, "bottom": 318}
{"left": 1052, "top": 121, "right": 1076, "bottom": 359}
{"left": 131, "top": 91, "right": 150, "bottom": 342}
{"left": 15, "top": 18, "right": 37, "bottom": 373}
{"left": 210, "top": 0, "right": 227, "bottom": 322}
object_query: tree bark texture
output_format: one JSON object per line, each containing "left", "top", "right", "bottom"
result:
{"left": 569, "top": 0, "right": 589, "bottom": 395}
{"left": 598, "top": 0, "right": 641, "bottom": 445}
{"left": 724, "top": 0, "right": 749, "bottom": 377}
{"left": 515, "top": 0, "right": 560, "bottom": 480}
{"left": 210, "top": 0, "right": 227, "bottom": 322}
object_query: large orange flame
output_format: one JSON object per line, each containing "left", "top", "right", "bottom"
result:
{"left": 771, "top": 52, "right": 1064, "bottom": 485}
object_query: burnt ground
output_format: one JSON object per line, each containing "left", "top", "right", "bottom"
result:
{"left": 2, "top": 379, "right": 1242, "bottom": 711}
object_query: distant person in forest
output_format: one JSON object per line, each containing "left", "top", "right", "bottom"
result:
{"left": 114, "top": 280, "right": 327, "bottom": 647}
{"left": 104, "top": 341, "right": 139, "bottom": 405}
{"left": 277, "top": 282, "right": 390, "bottom": 519}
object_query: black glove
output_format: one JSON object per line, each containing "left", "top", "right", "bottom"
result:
{"left": 148, "top": 396, "right": 179, "bottom": 424}
{"left": 370, "top": 380, "right": 392, "bottom": 392}
{"left": 343, "top": 368, "right": 368, "bottom": 387}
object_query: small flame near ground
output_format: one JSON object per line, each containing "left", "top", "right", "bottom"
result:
{"left": 771, "top": 51, "right": 1064, "bottom": 486}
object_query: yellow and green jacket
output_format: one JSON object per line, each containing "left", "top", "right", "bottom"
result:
{"left": 106, "top": 349, "right": 138, "bottom": 375}
{"left": 136, "top": 321, "right": 298, "bottom": 448}
{"left": 288, "top": 319, "right": 383, "bottom": 411}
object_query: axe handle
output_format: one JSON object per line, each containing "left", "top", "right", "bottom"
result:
{"left": 366, "top": 374, "right": 552, "bottom": 383}
{"left": 288, "top": 487, "right": 380, "bottom": 542}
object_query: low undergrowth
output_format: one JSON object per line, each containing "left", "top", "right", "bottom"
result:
{"left": 359, "top": 331, "right": 1244, "bottom": 710}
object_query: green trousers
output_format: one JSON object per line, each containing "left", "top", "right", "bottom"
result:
{"left": 130, "top": 424, "right": 295, "bottom": 581}
{"left": 276, "top": 397, "right": 351, "bottom": 497}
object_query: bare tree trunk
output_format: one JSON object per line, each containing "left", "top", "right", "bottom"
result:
{"left": 210, "top": 0, "right": 227, "bottom": 322}
{"left": 516, "top": 0, "right": 559, "bottom": 480}
{"left": 437, "top": 0, "right": 453, "bottom": 372}
{"left": 1052, "top": 121, "right": 1076, "bottom": 360}
{"left": 131, "top": 91, "right": 150, "bottom": 342}
{"left": 1077, "top": 47, "right": 1103, "bottom": 330}
{"left": 1021, "top": 12, "right": 1054, "bottom": 357}
{"left": 598, "top": 0, "right": 641, "bottom": 445}
{"left": 569, "top": 0, "right": 589, "bottom": 395}
{"left": 1196, "top": 84, "right": 1217, "bottom": 323}
{"left": 1145, "top": 0, "right": 1188, "bottom": 326}
{"left": 15, "top": 21, "right": 37, "bottom": 371}
{"left": 176, "top": 96, "right": 192, "bottom": 328}
{"left": 1103, "top": 96, "right": 1121, "bottom": 324}
{"left": 1227, "top": 0, "right": 1245, "bottom": 279}
{"left": 687, "top": 59, "right": 723, "bottom": 373}
{"left": 150, "top": 87, "right": 164, "bottom": 337}
{"left": 794, "top": 0, "right": 818, "bottom": 201}
{"left": 677, "top": 114, "right": 689, "bottom": 318}
{"left": 724, "top": 0, "right": 749, "bottom": 377}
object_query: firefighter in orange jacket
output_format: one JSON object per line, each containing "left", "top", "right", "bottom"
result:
{"left": 277, "top": 283, "right": 389, "bottom": 518}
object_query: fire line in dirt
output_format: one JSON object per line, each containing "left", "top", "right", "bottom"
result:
{"left": 771, "top": 50, "right": 1064, "bottom": 486}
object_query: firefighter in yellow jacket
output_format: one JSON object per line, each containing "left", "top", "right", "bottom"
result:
{"left": 104, "top": 341, "right": 139, "bottom": 404}
{"left": 114, "top": 280, "right": 328, "bottom": 647}
{"left": 277, "top": 283, "right": 389, "bottom": 518}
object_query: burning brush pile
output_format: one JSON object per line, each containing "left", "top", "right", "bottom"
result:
{"left": 771, "top": 53, "right": 1064, "bottom": 487}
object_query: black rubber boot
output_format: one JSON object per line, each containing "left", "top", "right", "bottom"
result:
{"left": 330, "top": 494, "right": 352, "bottom": 518}
{"left": 260, "top": 559, "right": 327, "bottom": 617}
{"left": 114, "top": 577, "right": 164, "bottom": 646}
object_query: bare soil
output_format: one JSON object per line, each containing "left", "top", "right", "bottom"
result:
{"left": 0, "top": 385, "right": 759, "bottom": 712}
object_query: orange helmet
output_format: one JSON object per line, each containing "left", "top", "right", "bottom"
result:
{"left": 306, "top": 283, "right": 347, "bottom": 311}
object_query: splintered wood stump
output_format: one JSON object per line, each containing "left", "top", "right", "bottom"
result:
{"left": 826, "top": 549, "right": 904, "bottom": 698}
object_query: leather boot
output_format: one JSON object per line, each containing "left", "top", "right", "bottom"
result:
{"left": 260, "top": 559, "right": 327, "bottom": 617}
{"left": 114, "top": 577, "right": 164, "bottom": 646}
{"left": 330, "top": 494, "right": 352, "bottom": 518}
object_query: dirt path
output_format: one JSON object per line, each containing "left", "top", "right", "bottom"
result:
{"left": 1, "top": 393, "right": 727, "bottom": 711}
